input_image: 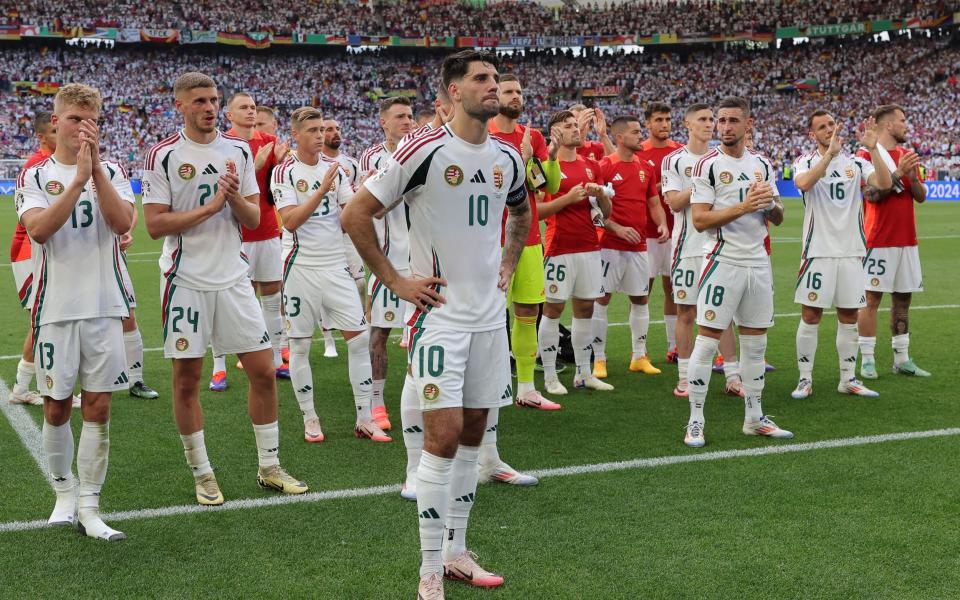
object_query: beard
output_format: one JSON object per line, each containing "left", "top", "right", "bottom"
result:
{"left": 499, "top": 104, "right": 522, "bottom": 119}
{"left": 893, "top": 132, "right": 907, "bottom": 144}
{"left": 327, "top": 139, "right": 341, "bottom": 149}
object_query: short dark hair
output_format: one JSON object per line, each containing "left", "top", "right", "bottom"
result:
{"left": 499, "top": 73, "right": 520, "bottom": 85}
{"left": 441, "top": 49, "right": 499, "bottom": 88}
{"left": 685, "top": 103, "right": 711, "bottom": 117}
{"left": 34, "top": 111, "right": 53, "bottom": 135}
{"left": 548, "top": 109, "right": 575, "bottom": 131}
{"left": 610, "top": 115, "right": 639, "bottom": 134}
{"left": 717, "top": 96, "right": 750, "bottom": 117}
{"left": 807, "top": 109, "right": 832, "bottom": 129}
{"left": 873, "top": 104, "right": 905, "bottom": 123}
{"left": 644, "top": 102, "right": 671, "bottom": 120}
{"left": 379, "top": 96, "right": 412, "bottom": 115}
{"left": 256, "top": 106, "right": 275, "bottom": 117}
{"left": 416, "top": 109, "right": 435, "bottom": 121}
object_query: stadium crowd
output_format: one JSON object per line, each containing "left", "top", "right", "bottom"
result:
{"left": 1, "top": 30, "right": 959, "bottom": 179}
{"left": 0, "top": 0, "right": 952, "bottom": 37}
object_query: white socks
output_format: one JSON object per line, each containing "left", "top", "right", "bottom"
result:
{"left": 43, "top": 420, "right": 75, "bottom": 525}
{"left": 837, "top": 323, "right": 859, "bottom": 381}
{"left": 678, "top": 357, "right": 689, "bottom": 383}
{"left": 253, "top": 422, "right": 280, "bottom": 469}
{"left": 347, "top": 332, "right": 373, "bottom": 422}
{"left": 687, "top": 335, "right": 719, "bottom": 424}
{"left": 180, "top": 430, "right": 213, "bottom": 477}
{"left": 740, "top": 334, "right": 767, "bottom": 422}
{"left": 537, "top": 316, "right": 561, "bottom": 381}
{"left": 443, "top": 445, "right": 480, "bottom": 562}
{"left": 123, "top": 329, "right": 144, "bottom": 386}
{"left": 859, "top": 335, "right": 876, "bottom": 364}
{"left": 260, "top": 292, "right": 284, "bottom": 368}
{"left": 372, "top": 378, "right": 386, "bottom": 410}
{"left": 796, "top": 320, "right": 819, "bottom": 381}
{"left": 571, "top": 317, "right": 593, "bottom": 380}
{"left": 77, "top": 421, "right": 124, "bottom": 540}
{"left": 630, "top": 303, "right": 650, "bottom": 360}
{"left": 417, "top": 451, "right": 454, "bottom": 577}
{"left": 212, "top": 354, "right": 226, "bottom": 375}
{"left": 892, "top": 333, "right": 910, "bottom": 366}
{"left": 591, "top": 304, "right": 608, "bottom": 361}
{"left": 478, "top": 408, "right": 500, "bottom": 469}
{"left": 288, "top": 337, "right": 316, "bottom": 422}
{"left": 14, "top": 358, "right": 35, "bottom": 395}
{"left": 399, "top": 375, "right": 423, "bottom": 487}
{"left": 664, "top": 314, "right": 677, "bottom": 351}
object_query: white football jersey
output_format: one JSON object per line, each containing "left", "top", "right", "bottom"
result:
{"left": 142, "top": 131, "right": 259, "bottom": 291}
{"left": 691, "top": 148, "right": 779, "bottom": 267}
{"left": 793, "top": 150, "right": 875, "bottom": 259}
{"left": 16, "top": 157, "right": 134, "bottom": 325}
{"left": 662, "top": 145, "right": 711, "bottom": 261}
{"left": 363, "top": 124, "right": 527, "bottom": 332}
{"left": 272, "top": 154, "right": 352, "bottom": 271}
{"left": 328, "top": 152, "right": 360, "bottom": 190}
{"left": 361, "top": 141, "right": 410, "bottom": 270}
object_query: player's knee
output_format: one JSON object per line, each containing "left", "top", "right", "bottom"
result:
{"left": 80, "top": 392, "right": 111, "bottom": 422}
{"left": 345, "top": 329, "right": 370, "bottom": 350}
{"left": 43, "top": 398, "right": 72, "bottom": 426}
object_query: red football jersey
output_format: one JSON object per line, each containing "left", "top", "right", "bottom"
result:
{"left": 544, "top": 156, "right": 604, "bottom": 257}
{"left": 599, "top": 154, "right": 656, "bottom": 252}
{"left": 10, "top": 147, "right": 52, "bottom": 262}
{"left": 856, "top": 146, "right": 920, "bottom": 248}
{"left": 229, "top": 128, "right": 281, "bottom": 242}
{"left": 636, "top": 139, "right": 682, "bottom": 238}
{"left": 489, "top": 120, "right": 544, "bottom": 246}
{"left": 577, "top": 141, "right": 606, "bottom": 162}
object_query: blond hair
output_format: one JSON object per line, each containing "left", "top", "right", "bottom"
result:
{"left": 290, "top": 107, "right": 323, "bottom": 130}
{"left": 173, "top": 72, "right": 217, "bottom": 96}
{"left": 53, "top": 83, "right": 102, "bottom": 114}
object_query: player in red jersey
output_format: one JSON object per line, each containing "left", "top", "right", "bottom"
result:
{"left": 254, "top": 105, "right": 278, "bottom": 137}
{"left": 8, "top": 112, "right": 56, "bottom": 405}
{"left": 209, "top": 92, "right": 291, "bottom": 391}
{"left": 569, "top": 103, "right": 614, "bottom": 161}
{"left": 593, "top": 115, "right": 669, "bottom": 379}
{"left": 538, "top": 110, "right": 613, "bottom": 395}
{"left": 636, "top": 102, "right": 683, "bottom": 364}
{"left": 857, "top": 104, "right": 931, "bottom": 378}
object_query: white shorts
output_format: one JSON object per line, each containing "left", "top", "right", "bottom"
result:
{"left": 794, "top": 257, "right": 866, "bottom": 309}
{"left": 600, "top": 249, "right": 649, "bottom": 296}
{"left": 645, "top": 238, "right": 672, "bottom": 277}
{"left": 12, "top": 258, "right": 33, "bottom": 310}
{"left": 407, "top": 327, "right": 512, "bottom": 412}
{"left": 671, "top": 255, "right": 703, "bottom": 306}
{"left": 863, "top": 246, "right": 923, "bottom": 294}
{"left": 343, "top": 233, "right": 365, "bottom": 283}
{"left": 544, "top": 251, "right": 603, "bottom": 302}
{"left": 368, "top": 269, "right": 412, "bottom": 329}
{"left": 161, "top": 279, "right": 271, "bottom": 359}
{"left": 283, "top": 265, "right": 367, "bottom": 337}
{"left": 34, "top": 317, "right": 127, "bottom": 399}
{"left": 697, "top": 260, "right": 774, "bottom": 330}
{"left": 119, "top": 252, "right": 137, "bottom": 309}
{"left": 242, "top": 238, "right": 282, "bottom": 283}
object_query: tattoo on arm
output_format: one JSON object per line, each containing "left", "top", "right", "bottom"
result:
{"left": 863, "top": 185, "right": 891, "bottom": 203}
{"left": 501, "top": 200, "right": 531, "bottom": 272}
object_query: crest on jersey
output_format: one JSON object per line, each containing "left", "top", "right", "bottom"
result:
{"left": 178, "top": 164, "right": 196, "bottom": 180}
{"left": 845, "top": 167, "right": 855, "bottom": 179}
{"left": 175, "top": 337, "right": 189, "bottom": 352}
{"left": 422, "top": 383, "right": 440, "bottom": 402}
{"left": 870, "top": 277, "right": 880, "bottom": 287}
{"left": 342, "top": 166, "right": 351, "bottom": 177}
{"left": 493, "top": 165, "right": 504, "bottom": 189}
{"left": 45, "top": 375, "right": 53, "bottom": 389}
{"left": 808, "top": 292, "right": 818, "bottom": 302}
{"left": 704, "top": 309, "right": 716, "bottom": 322}
{"left": 718, "top": 171, "right": 733, "bottom": 185}
{"left": 684, "top": 166, "right": 692, "bottom": 177}
{"left": 296, "top": 179, "right": 309, "bottom": 193}
{"left": 638, "top": 169, "right": 647, "bottom": 183}
{"left": 285, "top": 319, "right": 292, "bottom": 331}
{"left": 549, "top": 284, "right": 559, "bottom": 294}
{"left": 585, "top": 168, "right": 594, "bottom": 181}
{"left": 385, "top": 311, "right": 395, "bottom": 322}
{"left": 677, "top": 290, "right": 687, "bottom": 300}
{"left": 754, "top": 170, "right": 763, "bottom": 182}
{"left": 45, "top": 180, "right": 64, "bottom": 195}
{"left": 444, "top": 165, "right": 464, "bottom": 186}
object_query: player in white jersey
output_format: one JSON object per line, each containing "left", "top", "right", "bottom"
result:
{"left": 790, "top": 111, "right": 892, "bottom": 399}
{"left": 17, "top": 84, "right": 134, "bottom": 540}
{"left": 343, "top": 50, "right": 529, "bottom": 598}
{"left": 142, "top": 72, "right": 306, "bottom": 506}
{"left": 321, "top": 118, "right": 365, "bottom": 297}
{"left": 359, "top": 96, "right": 416, "bottom": 432}
{"left": 662, "top": 104, "right": 742, "bottom": 399}
{"left": 683, "top": 96, "right": 793, "bottom": 448}
{"left": 273, "top": 107, "right": 386, "bottom": 444}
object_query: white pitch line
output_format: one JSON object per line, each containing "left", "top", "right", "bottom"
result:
{"left": 1, "top": 427, "right": 957, "bottom": 534}
{"left": 0, "top": 378, "right": 49, "bottom": 486}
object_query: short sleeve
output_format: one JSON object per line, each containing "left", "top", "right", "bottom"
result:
{"left": 762, "top": 158, "right": 780, "bottom": 198}
{"left": 363, "top": 156, "right": 413, "bottom": 209}
{"left": 335, "top": 169, "right": 352, "bottom": 207}
{"left": 15, "top": 167, "right": 47, "bottom": 218}
{"left": 506, "top": 151, "right": 528, "bottom": 207}
{"left": 793, "top": 154, "right": 814, "bottom": 179}
{"left": 690, "top": 161, "right": 716, "bottom": 206}
{"left": 239, "top": 149, "right": 259, "bottom": 198}
{"left": 271, "top": 164, "right": 298, "bottom": 210}
{"left": 646, "top": 166, "right": 658, "bottom": 199}
{"left": 107, "top": 162, "right": 136, "bottom": 205}
{"left": 531, "top": 129, "right": 548, "bottom": 162}
{"left": 141, "top": 153, "right": 171, "bottom": 206}
{"left": 855, "top": 156, "right": 875, "bottom": 183}
{"left": 661, "top": 154, "right": 683, "bottom": 193}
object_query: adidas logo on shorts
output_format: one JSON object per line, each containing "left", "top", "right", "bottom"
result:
{"left": 113, "top": 372, "right": 129, "bottom": 385}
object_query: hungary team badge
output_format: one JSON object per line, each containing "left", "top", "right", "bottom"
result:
{"left": 45, "top": 180, "right": 64, "bottom": 195}
{"left": 178, "top": 163, "right": 196, "bottom": 180}
{"left": 444, "top": 165, "right": 463, "bottom": 186}
{"left": 718, "top": 171, "right": 733, "bottom": 185}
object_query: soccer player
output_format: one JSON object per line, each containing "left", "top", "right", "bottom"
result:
{"left": 791, "top": 111, "right": 893, "bottom": 399}
{"left": 343, "top": 49, "right": 529, "bottom": 598}
{"left": 662, "top": 104, "right": 742, "bottom": 398}
{"left": 592, "top": 115, "right": 669, "bottom": 378}
{"left": 208, "top": 92, "right": 289, "bottom": 391}
{"left": 273, "top": 107, "right": 384, "bottom": 443}
{"left": 538, "top": 109, "right": 613, "bottom": 395}
{"left": 637, "top": 102, "right": 683, "bottom": 363}
{"left": 321, "top": 118, "right": 365, "bottom": 300}
{"left": 142, "top": 72, "right": 306, "bottom": 505}
{"left": 9, "top": 111, "right": 58, "bottom": 406}
{"left": 683, "top": 97, "right": 792, "bottom": 448}
{"left": 255, "top": 105, "right": 278, "bottom": 137}
{"left": 857, "top": 104, "right": 931, "bottom": 378}
{"left": 17, "top": 83, "right": 134, "bottom": 540}
{"left": 359, "top": 97, "right": 416, "bottom": 432}
{"left": 569, "top": 103, "right": 614, "bottom": 160}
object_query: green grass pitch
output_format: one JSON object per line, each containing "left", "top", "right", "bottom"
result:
{"left": 0, "top": 197, "right": 958, "bottom": 599}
